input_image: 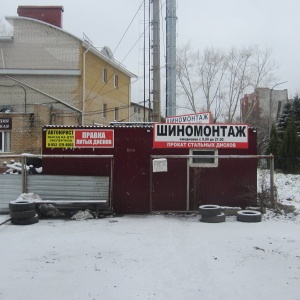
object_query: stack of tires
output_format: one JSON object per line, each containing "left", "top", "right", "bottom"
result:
{"left": 9, "top": 200, "right": 39, "bottom": 225}
{"left": 237, "top": 210, "right": 262, "bottom": 222}
{"left": 198, "top": 205, "right": 225, "bottom": 223}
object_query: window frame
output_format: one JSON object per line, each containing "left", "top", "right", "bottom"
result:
{"left": 0, "top": 131, "right": 11, "bottom": 153}
{"left": 102, "top": 68, "right": 107, "bottom": 83}
{"left": 114, "top": 74, "right": 118, "bottom": 88}
{"left": 114, "top": 107, "right": 119, "bottom": 121}
{"left": 102, "top": 103, "right": 107, "bottom": 118}
{"left": 189, "top": 149, "right": 218, "bottom": 168}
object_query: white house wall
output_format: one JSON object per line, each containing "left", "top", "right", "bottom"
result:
{"left": 1, "top": 18, "right": 80, "bottom": 70}
{"left": 0, "top": 18, "right": 82, "bottom": 116}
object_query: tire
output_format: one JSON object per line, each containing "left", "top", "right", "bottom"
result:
{"left": 10, "top": 209, "right": 37, "bottom": 219}
{"left": 198, "top": 205, "right": 222, "bottom": 216}
{"left": 12, "top": 214, "right": 39, "bottom": 225}
{"left": 9, "top": 200, "right": 35, "bottom": 212}
{"left": 237, "top": 210, "right": 262, "bottom": 222}
{"left": 200, "top": 212, "right": 226, "bottom": 223}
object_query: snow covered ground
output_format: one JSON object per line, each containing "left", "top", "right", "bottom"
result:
{"left": 0, "top": 170, "right": 300, "bottom": 300}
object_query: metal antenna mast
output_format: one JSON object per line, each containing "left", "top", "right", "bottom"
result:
{"left": 152, "top": 0, "right": 161, "bottom": 122}
{"left": 166, "top": 0, "right": 177, "bottom": 117}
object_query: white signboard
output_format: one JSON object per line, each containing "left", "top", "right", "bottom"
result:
{"left": 153, "top": 123, "right": 248, "bottom": 149}
{"left": 152, "top": 158, "right": 168, "bottom": 172}
{"left": 166, "top": 112, "right": 211, "bottom": 124}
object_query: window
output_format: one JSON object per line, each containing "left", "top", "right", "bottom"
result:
{"left": 189, "top": 149, "right": 218, "bottom": 168}
{"left": 0, "top": 131, "right": 11, "bottom": 152}
{"left": 114, "top": 74, "right": 118, "bottom": 88}
{"left": 102, "top": 103, "right": 107, "bottom": 118}
{"left": 102, "top": 68, "right": 107, "bottom": 83}
{"left": 114, "top": 107, "right": 119, "bottom": 121}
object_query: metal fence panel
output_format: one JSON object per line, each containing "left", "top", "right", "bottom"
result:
{"left": 151, "top": 155, "right": 275, "bottom": 212}
{"left": 27, "top": 175, "right": 109, "bottom": 201}
{"left": 0, "top": 154, "right": 113, "bottom": 213}
{"left": 0, "top": 175, "right": 22, "bottom": 213}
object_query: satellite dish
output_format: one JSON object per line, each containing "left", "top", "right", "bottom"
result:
{"left": 101, "top": 46, "right": 114, "bottom": 60}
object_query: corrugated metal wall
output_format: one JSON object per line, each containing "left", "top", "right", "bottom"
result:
{"left": 0, "top": 174, "right": 109, "bottom": 213}
{"left": 27, "top": 175, "right": 109, "bottom": 201}
{"left": 0, "top": 175, "right": 22, "bottom": 213}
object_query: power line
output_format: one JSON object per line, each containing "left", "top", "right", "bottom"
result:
{"left": 85, "top": 1, "right": 166, "bottom": 112}
{"left": 85, "top": 1, "right": 146, "bottom": 109}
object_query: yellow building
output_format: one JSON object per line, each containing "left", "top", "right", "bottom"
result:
{"left": 0, "top": 6, "right": 136, "bottom": 154}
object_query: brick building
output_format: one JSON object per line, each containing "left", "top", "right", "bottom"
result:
{"left": 0, "top": 6, "right": 136, "bottom": 154}
{"left": 240, "top": 87, "right": 288, "bottom": 128}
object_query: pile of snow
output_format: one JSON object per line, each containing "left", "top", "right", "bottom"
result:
{"left": 15, "top": 192, "right": 42, "bottom": 202}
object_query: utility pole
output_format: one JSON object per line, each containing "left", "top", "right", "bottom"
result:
{"left": 152, "top": 0, "right": 161, "bottom": 122}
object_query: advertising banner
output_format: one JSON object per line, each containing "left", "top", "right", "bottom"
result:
{"left": 166, "top": 112, "right": 211, "bottom": 124}
{"left": 46, "top": 129, "right": 114, "bottom": 148}
{"left": 46, "top": 129, "right": 74, "bottom": 148}
{"left": 74, "top": 129, "right": 114, "bottom": 148}
{"left": 153, "top": 123, "right": 248, "bottom": 149}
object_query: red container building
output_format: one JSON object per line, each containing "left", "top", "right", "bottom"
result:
{"left": 42, "top": 124, "right": 257, "bottom": 213}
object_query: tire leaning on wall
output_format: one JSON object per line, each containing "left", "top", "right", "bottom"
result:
{"left": 237, "top": 210, "right": 262, "bottom": 223}
{"left": 9, "top": 200, "right": 39, "bottom": 225}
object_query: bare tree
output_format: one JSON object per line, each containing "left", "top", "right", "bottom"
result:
{"left": 241, "top": 46, "right": 279, "bottom": 123}
{"left": 198, "top": 47, "right": 226, "bottom": 122}
{"left": 176, "top": 42, "right": 201, "bottom": 113}
{"left": 223, "top": 46, "right": 253, "bottom": 122}
{"left": 176, "top": 43, "right": 278, "bottom": 123}
{"left": 251, "top": 45, "right": 278, "bottom": 88}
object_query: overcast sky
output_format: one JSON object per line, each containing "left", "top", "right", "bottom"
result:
{"left": 2, "top": 0, "right": 300, "bottom": 104}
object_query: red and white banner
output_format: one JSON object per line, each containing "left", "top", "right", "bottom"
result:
{"left": 74, "top": 129, "right": 114, "bottom": 148}
{"left": 166, "top": 112, "right": 211, "bottom": 124}
{"left": 153, "top": 123, "right": 248, "bottom": 149}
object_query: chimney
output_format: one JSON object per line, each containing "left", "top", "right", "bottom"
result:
{"left": 17, "top": 6, "right": 64, "bottom": 28}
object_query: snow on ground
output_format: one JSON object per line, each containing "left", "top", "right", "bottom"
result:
{"left": 0, "top": 170, "right": 300, "bottom": 300}
{"left": 258, "top": 169, "right": 300, "bottom": 222}
{"left": 274, "top": 172, "right": 300, "bottom": 211}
